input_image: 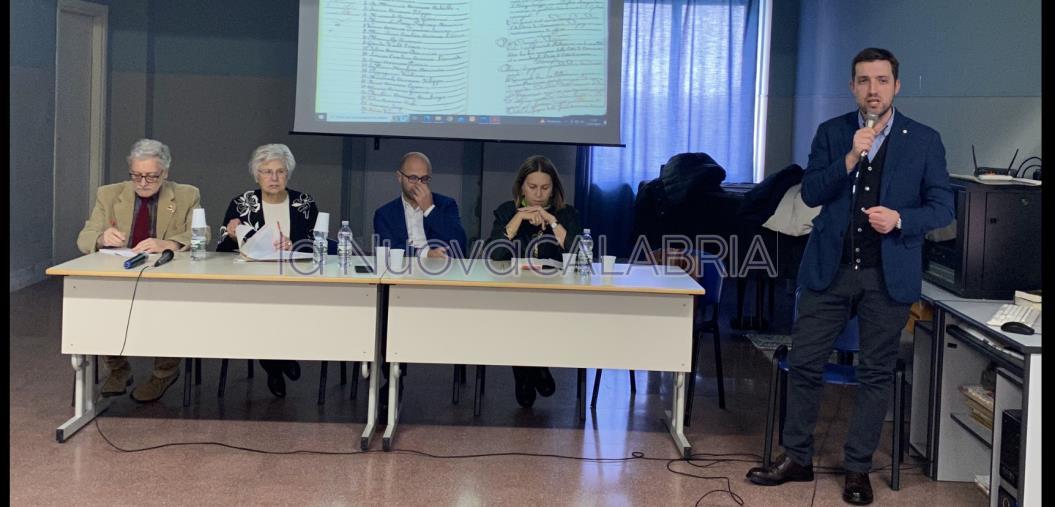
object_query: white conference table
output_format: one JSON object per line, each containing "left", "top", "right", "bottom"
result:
{"left": 47, "top": 254, "right": 706, "bottom": 457}
{"left": 380, "top": 258, "right": 706, "bottom": 457}
{"left": 45, "top": 252, "right": 384, "bottom": 447}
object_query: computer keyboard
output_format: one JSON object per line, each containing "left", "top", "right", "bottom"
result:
{"left": 987, "top": 304, "right": 1040, "bottom": 328}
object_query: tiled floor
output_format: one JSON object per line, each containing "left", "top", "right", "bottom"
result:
{"left": 10, "top": 277, "right": 986, "bottom": 505}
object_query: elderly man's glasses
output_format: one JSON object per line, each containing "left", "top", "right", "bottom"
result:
{"left": 258, "top": 168, "right": 288, "bottom": 178}
{"left": 129, "top": 172, "right": 162, "bottom": 183}
{"left": 398, "top": 170, "right": 431, "bottom": 184}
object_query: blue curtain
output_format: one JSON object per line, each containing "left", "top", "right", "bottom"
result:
{"left": 577, "top": 0, "right": 759, "bottom": 257}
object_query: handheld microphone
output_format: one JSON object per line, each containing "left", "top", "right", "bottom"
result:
{"left": 124, "top": 253, "right": 148, "bottom": 269}
{"left": 861, "top": 113, "right": 879, "bottom": 158}
{"left": 154, "top": 249, "right": 175, "bottom": 267}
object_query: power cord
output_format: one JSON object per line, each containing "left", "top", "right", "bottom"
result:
{"left": 117, "top": 264, "right": 153, "bottom": 357}
{"left": 1015, "top": 156, "right": 1041, "bottom": 178}
{"left": 91, "top": 412, "right": 923, "bottom": 505}
{"left": 93, "top": 419, "right": 760, "bottom": 506}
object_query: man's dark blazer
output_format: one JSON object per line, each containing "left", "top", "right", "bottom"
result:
{"left": 373, "top": 193, "right": 468, "bottom": 256}
{"left": 798, "top": 110, "right": 954, "bottom": 304}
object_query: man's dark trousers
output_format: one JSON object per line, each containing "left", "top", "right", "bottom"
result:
{"left": 782, "top": 265, "right": 910, "bottom": 473}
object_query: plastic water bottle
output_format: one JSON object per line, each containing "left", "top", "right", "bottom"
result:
{"left": 313, "top": 229, "right": 328, "bottom": 267}
{"left": 337, "top": 220, "right": 353, "bottom": 269}
{"left": 190, "top": 226, "right": 208, "bottom": 261}
{"left": 576, "top": 228, "right": 594, "bottom": 274}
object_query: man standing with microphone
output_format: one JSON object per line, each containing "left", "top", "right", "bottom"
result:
{"left": 746, "top": 48, "right": 953, "bottom": 504}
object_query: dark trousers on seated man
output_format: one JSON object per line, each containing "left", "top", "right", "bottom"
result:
{"left": 784, "top": 266, "right": 909, "bottom": 471}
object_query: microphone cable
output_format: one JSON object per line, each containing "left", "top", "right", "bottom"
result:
{"left": 117, "top": 264, "right": 153, "bottom": 357}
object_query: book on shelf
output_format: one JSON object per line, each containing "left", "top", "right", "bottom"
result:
{"left": 959, "top": 384, "right": 995, "bottom": 412}
{"left": 967, "top": 407, "right": 994, "bottom": 430}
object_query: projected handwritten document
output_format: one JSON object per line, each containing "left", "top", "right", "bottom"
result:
{"left": 315, "top": 0, "right": 608, "bottom": 124}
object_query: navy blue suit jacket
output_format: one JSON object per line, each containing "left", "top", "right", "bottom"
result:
{"left": 798, "top": 111, "right": 954, "bottom": 304}
{"left": 373, "top": 193, "right": 468, "bottom": 256}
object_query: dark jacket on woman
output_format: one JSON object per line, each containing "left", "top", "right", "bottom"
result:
{"left": 487, "top": 200, "right": 583, "bottom": 261}
{"left": 215, "top": 188, "right": 320, "bottom": 253}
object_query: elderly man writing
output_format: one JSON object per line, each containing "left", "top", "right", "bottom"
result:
{"left": 76, "top": 138, "right": 204, "bottom": 402}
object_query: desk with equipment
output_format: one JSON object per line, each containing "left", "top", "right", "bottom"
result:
{"left": 45, "top": 252, "right": 386, "bottom": 447}
{"left": 915, "top": 297, "right": 1041, "bottom": 507}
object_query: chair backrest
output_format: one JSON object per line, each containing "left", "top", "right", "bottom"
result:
{"left": 648, "top": 248, "right": 723, "bottom": 306}
{"left": 793, "top": 288, "right": 860, "bottom": 353}
{"left": 695, "top": 251, "right": 723, "bottom": 306}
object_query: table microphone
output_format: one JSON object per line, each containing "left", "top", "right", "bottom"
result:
{"left": 123, "top": 253, "right": 148, "bottom": 269}
{"left": 154, "top": 249, "right": 175, "bottom": 267}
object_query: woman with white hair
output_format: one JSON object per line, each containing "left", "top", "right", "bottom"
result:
{"left": 216, "top": 143, "right": 320, "bottom": 397}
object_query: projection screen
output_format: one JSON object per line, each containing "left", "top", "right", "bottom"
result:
{"left": 294, "top": 0, "right": 623, "bottom": 146}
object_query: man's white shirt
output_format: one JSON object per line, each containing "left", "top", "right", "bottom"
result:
{"left": 402, "top": 195, "right": 435, "bottom": 257}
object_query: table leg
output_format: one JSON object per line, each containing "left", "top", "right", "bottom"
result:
{"left": 382, "top": 362, "right": 401, "bottom": 451}
{"left": 359, "top": 357, "right": 380, "bottom": 450}
{"left": 57, "top": 354, "right": 110, "bottom": 442}
{"left": 664, "top": 372, "right": 692, "bottom": 459}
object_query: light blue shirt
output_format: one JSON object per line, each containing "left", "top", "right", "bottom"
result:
{"left": 858, "top": 107, "right": 895, "bottom": 159}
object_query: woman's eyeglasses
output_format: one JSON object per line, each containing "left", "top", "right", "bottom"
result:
{"left": 258, "top": 169, "right": 289, "bottom": 178}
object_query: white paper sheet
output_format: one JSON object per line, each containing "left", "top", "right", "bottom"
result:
{"left": 98, "top": 248, "right": 138, "bottom": 258}
{"left": 240, "top": 223, "right": 314, "bottom": 261}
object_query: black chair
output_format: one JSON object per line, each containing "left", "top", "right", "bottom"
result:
{"left": 761, "top": 307, "right": 906, "bottom": 490}
{"left": 215, "top": 359, "right": 358, "bottom": 404}
{"left": 590, "top": 249, "right": 726, "bottom": 425}
{"left": 465, "top": 365, "right": 589, "bottom": 418}
{"left": 451, "top": 364, "right": 468, "bottom": 404}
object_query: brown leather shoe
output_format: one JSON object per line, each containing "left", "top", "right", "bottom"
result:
{"left": 130, "top": 371, "right": 180, "bottom": 403}
{"left": 746, "top": 454, "right": 814, "bottom": 486}
{"left": 100, "top": 367, "right": 134, "bottom": 397}
{"left": 843, "top": 471, "right": 873, "bottom": 505}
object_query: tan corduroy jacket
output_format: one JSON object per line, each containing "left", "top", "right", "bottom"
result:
{"left": 76, "top": 180, "right": 204, "bottom": 254}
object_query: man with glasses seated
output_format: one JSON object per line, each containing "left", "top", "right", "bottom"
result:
{"left": 372, "top": 151, "right": 468, "bottom": 409}
{"left": 76, "top": 138, "right": 204, "bottom": 403}
{"left": 373, "top": 151, "right": 467, "bottom": 259}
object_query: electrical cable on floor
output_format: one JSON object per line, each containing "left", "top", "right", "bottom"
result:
{"left": 92, "top": 419, "right": 763, "bottom": 506}
{"left": 91, "top": 387, "right": 922, "bottom": 506}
